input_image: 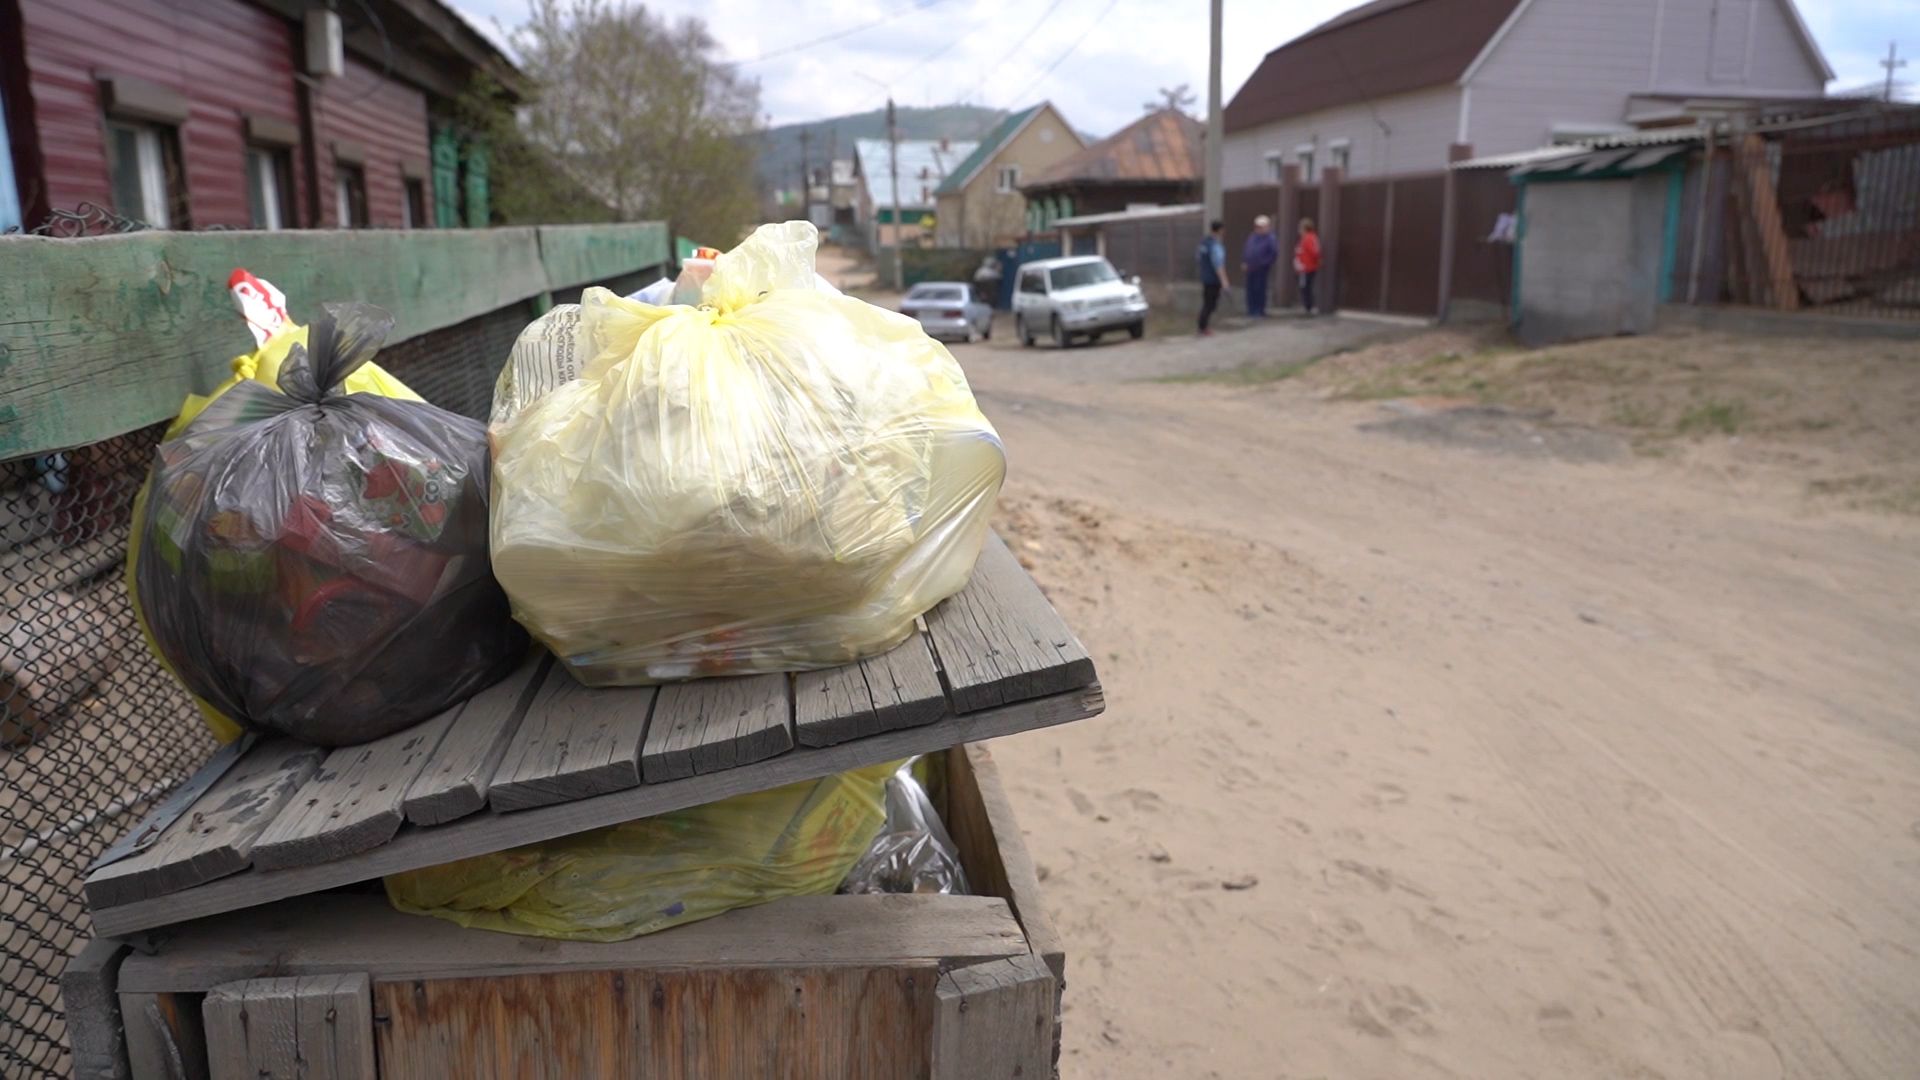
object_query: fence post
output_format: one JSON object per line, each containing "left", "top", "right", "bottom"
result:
{"left": 1318, "top": 165, "right": 1343, "bottom": 314}
{"left": 1437, "top": 143, "right": 1474, "bottom": 322}
{"left": 1278, "top": 164, "right": 1301, "bottom": 308}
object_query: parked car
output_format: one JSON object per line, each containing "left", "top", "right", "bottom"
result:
{"left": 900, "top": 282, "right": 994, "bottom": 342}
{"left": 1011, "top": 256, "right": 1149, "bottom": 348}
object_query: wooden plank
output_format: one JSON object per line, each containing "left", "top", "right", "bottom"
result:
{"left": 924, "top": 534, "right": 1097, "bottom": 713}
{"left": 1736, "top": 133, "right": 1800, "bottom": 312}
{"left": 61, "top": 937, "right": 132, "bottom": 1080}
{"left": 202, "top": 974, "right": 374, "bottom": 1080}
{"left": 535, "top": 222, "right": 672, "bottom": 291}
{"left": 488, "top": 663, "right": 654, "bottom": 813}
{"left": 122, "top": 992, "right": 208, "bottom": 1080}
{"left": 374, "top": 965, "right": 934, "bottom": 1080}
{"left": 401, "top": 653, "right": 549, "bottom": 826}
{"left": 117, "top": 893, "right": 1027, "bottom": 992}
{"left": 946, "top": 743, "right": 1069, "bottom": 1070}
{"left": 91, "top": 685, "right": 1102, "bottom": 936}
{"left": 931, "top": 955, "right": 1056, "bottom": 1080}
{"left": 86, "top": 740, "right": 324, "bottom": 910}
{"left": 795, "top": 632, "right": 947, "bottom": 748}
{"left": 0, "top": 228, "right": 551, "bottom": 458}
{"left": 641, "top": 673, "right": 793, "bottom": 783}
{"left": 248, "top": 710, "right": 457, "bottom": 871}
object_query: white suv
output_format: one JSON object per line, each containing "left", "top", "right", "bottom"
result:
{"left": 1012, "top": 256, "right": 1149, "bottom": 348}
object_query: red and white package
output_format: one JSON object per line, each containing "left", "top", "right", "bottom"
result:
{"left": 228, "top": 268, "right": 290, "bottom": 347}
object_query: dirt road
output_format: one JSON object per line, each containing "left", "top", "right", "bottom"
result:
{"left": 955, "top": 318, "right": 1920, "bottom": 1079}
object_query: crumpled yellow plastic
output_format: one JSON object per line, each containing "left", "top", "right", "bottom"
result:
{"left": 488, "top": 221, "right": 1005, "bottom": 684}
{"left": 384, "top": 760, "right": 899, "bottom": 941}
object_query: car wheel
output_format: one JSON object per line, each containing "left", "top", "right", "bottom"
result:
{"left": 1051, "top": 316, "right": 1068, "bottom": 348}
{"left": 1018, "top": 316, "right": 1034, "bottom": 347}
{"left": 965, "top": 324, "right": 981, "bottom": 344}
{"left": 1128, "top": 321, "right": 1145, "bottom": 340}
{"left": 1089, "top": 332, "right": 1104, "bottom": 344}
{"left": 983, "top": 318, "right": 993, "bottom": 340}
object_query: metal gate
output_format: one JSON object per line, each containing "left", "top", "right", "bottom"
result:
{"left": 1335, "top": 174, "right": 1447, "bottom": 316}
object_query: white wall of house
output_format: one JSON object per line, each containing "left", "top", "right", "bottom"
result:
{"left": 1222, "top": 86, "right": 1463, "bottom": 186}
{"left": 1224, "top": 0, "right": 1829, "bottom": 183}
{"left": 1466, "top": 0, "right": 1828, "bottom": 156}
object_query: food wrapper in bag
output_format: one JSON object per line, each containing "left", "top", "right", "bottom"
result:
{"left": 384, "top": 761, "right": 898, "bottom": 941}
{"left": 488, "top": 221, "right": 1005, "bottom": 685}
{"left": 839, "top": 758, "right": 970, "bottom": 895}
{"left": 129, "top": 304, "right": 527, "bottom": 746}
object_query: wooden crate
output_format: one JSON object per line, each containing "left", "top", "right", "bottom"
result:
{"left": 62, "top": 744, "right": 1064, "bottom": 1080}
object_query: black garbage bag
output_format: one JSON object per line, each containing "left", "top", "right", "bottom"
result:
{"left": 131, "top": 303, "right": 527, "bottom": 746}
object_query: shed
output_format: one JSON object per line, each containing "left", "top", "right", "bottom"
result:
{"left": 1509, "top": 142, "right": 1692, "bottom": 344}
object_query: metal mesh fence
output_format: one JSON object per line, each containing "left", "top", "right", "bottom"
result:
{"left": 0, "top": 269, "right": 656, "bottom": 1076}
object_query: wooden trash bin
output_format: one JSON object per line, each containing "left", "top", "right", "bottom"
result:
{"left": 64, "top": 744, "right": 1066, "bottom": 1080}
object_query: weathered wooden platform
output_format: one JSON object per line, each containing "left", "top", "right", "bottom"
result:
{"left": 84, "top": 535, "right": 1102, "bottom": 937}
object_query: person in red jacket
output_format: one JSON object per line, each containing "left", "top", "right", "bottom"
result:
{"left": 1293, "top": 217, "right": 1322, "bottom": 315}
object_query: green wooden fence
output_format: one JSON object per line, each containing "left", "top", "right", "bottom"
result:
{"left": 0, "top": 222, "right": 670, "bottom": 460}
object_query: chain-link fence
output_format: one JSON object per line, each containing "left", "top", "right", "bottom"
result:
{"left": 0, "top": 265, "right": 655, "bottom": 1077}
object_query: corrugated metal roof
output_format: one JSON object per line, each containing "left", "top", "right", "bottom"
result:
{"left": 1451, "top": 126, "right": 1706, "bottom": 170}
{"left": 1224, "top": 0, "right": 1523, "bottom": 132}
{"left": 1024, "top": 109, "right": 1203, "bottom": 190}
{"left": 1052, "top": 203, "right": 1204, "bottom": 228}
{"left": 854, "top": 138, "right": 979, "bottom": 209}
{"left": 934, "top": 105, "right": 1043, "bottom": 196}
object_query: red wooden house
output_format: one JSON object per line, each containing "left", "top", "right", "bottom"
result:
{"left": 0, "top": 0, "right": 517, "bottom": 233}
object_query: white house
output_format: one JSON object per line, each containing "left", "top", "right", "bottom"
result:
{"left": 1223, "top": 0, "right": 1833, "bottom": 185}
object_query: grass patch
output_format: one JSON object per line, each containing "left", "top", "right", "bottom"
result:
{"left": 1610, "top": 401, "right": 1664, "bottom": 429}
{"left": 1339, "top": 381, "right": 1425, "bottom": 401}
{"left": 1675, "top": 399, "right": 1746, "bottom": 436}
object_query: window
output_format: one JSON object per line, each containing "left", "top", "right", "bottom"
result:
{"left": 1328, "top": 141, "right": 1350, "bottom": 176}
{"left": 1264, "top": 152, "right": 1284, "bottom": 183}
{"left": 1048, "top": 260, "right": 1118, "bottom": 291}
{"left": 246, "top": 146, "right": 291, "bottom": 230}
{"left": 403, "top": 178, "right": 427, "bottom": 228}
{"left": 1019, "top": 270, "right": 1046, "bottom": 294}
{"left": 1295, "top": 145, "right": 1316, "bottom": 183}
{"left": 996, "top": 164, "right": 1020, "bottom": 193}
{"left": 106, "top": 121, "right": 179, "bottom": 228}
{"left": 334, "top": 164, "right": 368, "bottom": 228}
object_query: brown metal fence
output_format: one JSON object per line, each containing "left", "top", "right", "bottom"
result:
{"left": 1451, "top": 169, "right": 1519, "bottom": 310}
{"left": 1104, "top": 210, "right": 1206, "bottom": 287}
{"left": 1329, "top": 174, "right": 1448, "bottom": 317}
{"left": 0, "top": 264, "right": 653, "bottom": 1078}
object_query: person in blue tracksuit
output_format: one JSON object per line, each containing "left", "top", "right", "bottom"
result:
{"left": 1196, "top": 220, "right": 1229, "bottom": 335}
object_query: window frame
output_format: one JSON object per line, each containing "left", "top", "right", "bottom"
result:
{"left": 245, "top": 145, "right": 292, "bottom": 230}
{"left": 1327, "top": 139, "right": 1351, "bottom": 177}
{"left": 996, "top": 164, "right": 1021, "bottom": 194}
{"left": 105, "top": 119, "right": 183, "bottom": 228}
{"left": 334, "top": 163, "right": 369, "bottom": 228}
{"left": 1294, "top": 143, "right": 1316, "bottom": 184}
{"left": 402, "top": 177, "right": 427, "bottom": 229}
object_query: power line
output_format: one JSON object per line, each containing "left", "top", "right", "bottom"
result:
{"left": 739, "top": 0, "right": 953, "bottom": 66}
{"left": 1000, "top": 0, "right": 1122, "bottom": 109}
{"left": 955, "top": 0, "right": 1073, "bottom": 106}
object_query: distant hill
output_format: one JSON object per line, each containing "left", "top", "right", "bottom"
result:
{"left": 754, "top": 105, "right": 1004, "bottom": 194}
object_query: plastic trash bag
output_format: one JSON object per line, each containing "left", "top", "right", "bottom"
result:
{"left": 129, "top": 304, "right": 527, "bottom": 746}
{"left": 385, "top": 760, "right": 899, "bottom": 941}
{"left": 839, "top": 758, "right": 970, "bottom": 896}
{"left": 488, "top": 221, "right": 1005, "bottom": 685}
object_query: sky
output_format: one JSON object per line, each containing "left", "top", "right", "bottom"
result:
{"left": 448, "top": 0, "right": 1919, "bottom": 137}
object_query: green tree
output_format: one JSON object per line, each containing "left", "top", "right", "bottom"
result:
{"left": 490, "top": 0, "right": 762, "bottom": 241}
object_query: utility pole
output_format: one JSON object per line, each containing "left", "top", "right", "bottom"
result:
{"left": 1882, "top": 41, "right": 1906, "bottom": 103}
{"left": 887, "top": 96, "right": 904, "bottom": 292}
{"left": 1204, "top": 0, "right": 1224, "bottom": 223}
{"left": 798, "top": 127, "right": 812, "bottom": 221}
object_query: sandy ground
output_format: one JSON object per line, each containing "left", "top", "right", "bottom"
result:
{"left": 946, "top": 315, "right": 1920, "bottom": 1079}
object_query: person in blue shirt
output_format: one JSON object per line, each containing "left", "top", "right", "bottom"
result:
{"left": 1241, "top": 214, "right": 1279, "bottom": 318}
{"left": 1196, "top": 219, "right": 1229, "bottom": 335}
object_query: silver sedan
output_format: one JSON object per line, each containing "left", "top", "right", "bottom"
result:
{"left": 900, "top": 282, "right": 994, "bottom": 343}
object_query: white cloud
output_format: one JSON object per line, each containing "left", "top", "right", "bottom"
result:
{"left": 451, "top": 0, "right": 1920, "bottom": 136}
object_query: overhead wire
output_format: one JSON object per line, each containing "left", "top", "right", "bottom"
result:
{"left": 739, "top": 0, "right": 954, "bottom": 66}
{"left": 953, "top": 0, "right": 1073, "bottom": 106}
{"left": 998, "top": 0, "right": 1123, "bottom": 110}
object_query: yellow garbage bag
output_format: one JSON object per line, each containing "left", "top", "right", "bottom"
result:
{"left": 488, "top": 221, "right": 1005, "bottom": 685}
{"left": 126, "top": 325, "right": 427, "bottom": 744}
{"left": 384, "top": 761, "right": 899, "bottom": 941}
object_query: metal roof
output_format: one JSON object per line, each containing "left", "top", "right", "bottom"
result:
{"left": 853, "top": 138, "right": 979, "bottom": 210}
{"left": 934, "top": 106, "right": 1044, "bottom": 196}
{"left": 1051, "top": 203, "right": 1204, "bottom": 228}
{"left": 1451, "top": 126, "right": 1706, "bottom": 170}
{"left": 1024, "top": 109, "right": 1203, "bottom": 190}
